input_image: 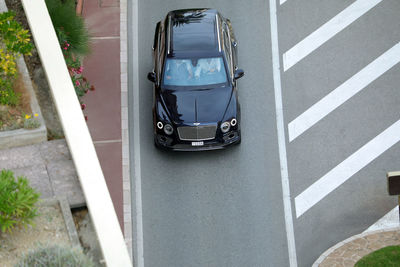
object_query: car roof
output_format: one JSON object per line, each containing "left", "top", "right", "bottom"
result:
{"left": 167, "top": 9, "right": 222, "bottom": 56}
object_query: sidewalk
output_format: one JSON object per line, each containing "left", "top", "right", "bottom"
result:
{"left": 80, "top": 0, "right": 130, "bottom": 239}
{"left": 0, "top": 140, "right": 84, "bottom": 207}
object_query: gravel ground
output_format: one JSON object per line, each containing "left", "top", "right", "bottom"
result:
{"left": 0, "top": 203, "right": 71, "bottom": 267}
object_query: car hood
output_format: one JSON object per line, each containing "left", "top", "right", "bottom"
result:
{"left": 160, "top": 87, "right": 233, "bottom": 124}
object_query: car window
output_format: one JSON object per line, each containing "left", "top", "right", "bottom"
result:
{"left": 158, "top": 26, "right": 165, "bottom": 79}
{"left": 163, "top": 57, "right": 227, "bottom": 87}
{"left": 223, "top": 29, "right": 232, "bottom": 76}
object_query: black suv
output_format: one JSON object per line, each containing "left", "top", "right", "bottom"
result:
{"left": 147, "top": 9, "right": 244, "bottom": 151}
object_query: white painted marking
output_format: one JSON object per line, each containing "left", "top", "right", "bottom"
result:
{"left": 283, "top": 0, "right": 383, "bottom": 71}
{"left": 129, "top": 0, "right": 144, "bottom": 266}
{"left": 295, "top": 119, "right": 400, "bottom": 218}
{"left": 364, "top": 206, "right": 399, "bottom": 233}
{"left": 269, "top": 0, "right": 298, "bottom": 266}
{"left": 280, "top": 0, "right": 287, "bottom": 5}
{"left": 288, "top": 42, "right": 400, "bottom": 142}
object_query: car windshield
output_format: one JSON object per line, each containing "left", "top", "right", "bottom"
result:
{"left": 163, "top": 57, "right": 228, "bottom": 87}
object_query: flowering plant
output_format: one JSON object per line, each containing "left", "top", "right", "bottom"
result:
{"left": 0, "top": 11, "right": 33, "bottom": 106}
{"left": 23, "top": 113, "right": 40, "bottom": 129}
{"left": 59, "top": 32, "right": 94, "bottom": 116}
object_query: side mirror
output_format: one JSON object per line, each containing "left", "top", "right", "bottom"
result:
{"left": 234, "top": 69, "right": 244, "bottom": 80}
{"left": 147, "top": 72, "right": 156, "bottom": 83}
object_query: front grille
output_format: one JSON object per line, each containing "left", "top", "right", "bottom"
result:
{"left": 177, "top": 125, "right": 217, "bottom": 141}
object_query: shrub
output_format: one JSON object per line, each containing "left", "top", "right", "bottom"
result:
{"left": 0, "top": 78, "right": 19, "bottom": 105}
{"left": 0, "top": 11, "right": 33, "bottom": 106}
{"left": 23, "top": 113, "right": 41, "bottom": 129}
{"left": 45, "top": 0, "right": 94, "bottom": 111}
{"left": 45, "top": 0, "right": 90, "bottom": 57}
{"left": 0, "top": 169, "right": 40, "bottom": 233}
{"left": 15, "top": 244, "right": 95, "bottom": 267}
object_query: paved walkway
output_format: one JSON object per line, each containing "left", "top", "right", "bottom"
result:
{"left": 314, "top": 227, "right": 400, "bottom": 266}
{"left": 81, "top": 0, "right": 123, "bottom": 229}
{"left": 80, "top": 0, "right": 132, "bottom": 255}
{"left": 0, "top": 140, "right": 84, "bottom": 207}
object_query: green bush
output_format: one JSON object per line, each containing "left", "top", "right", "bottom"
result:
{"left": 0, "top": 78, "right": 19, "bottom": 105}
{"left": 0, "top": 169, "right": 40, "bottom": 233}
{"left": 15, "top": 244, "right": 95, "bottom": 267}
{"left": 0, "top": 11, "right": 33, "bottom": 106}
{"left": 45, "top": 0, "right": 94, "bottom": 111}
{"left": 45, "top": 0, "right": 90, "bottom": 57}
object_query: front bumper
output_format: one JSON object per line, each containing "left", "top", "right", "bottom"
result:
{"left": 154, "top": 131, "right": 241, "bottom": 151}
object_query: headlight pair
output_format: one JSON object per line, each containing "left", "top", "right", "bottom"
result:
{"left": 157, "top": 121, "right": 174, "bottom": 135}
{"left": 220, "top": 118, "right": 237, "bottom": 133}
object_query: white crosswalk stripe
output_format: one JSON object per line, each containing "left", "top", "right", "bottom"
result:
{"left": 295, "top": 119, "right": 400, "bottom": 218}
{"left": 283, "top": 0, "right": 383, "bottom": 71}
{"left": 288, "top": 41, "right": 400, "bottom": 142}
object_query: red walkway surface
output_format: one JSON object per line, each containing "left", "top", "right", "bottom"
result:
{"left": 81, "top": 0, "right": 123, "bottom": 230}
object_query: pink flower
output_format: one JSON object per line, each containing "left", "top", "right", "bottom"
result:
{"left": 75, "top": 80, "right": 80, "bottom": 86}
{"left": 81, "top": 103, "right": 86, "bottom": 110}
{"left": 77, "top": 66, "right": 83, "bottom": 74}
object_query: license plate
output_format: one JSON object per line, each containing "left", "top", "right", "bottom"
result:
{"left": 191, "top": 141, "right": 204, "bottom": 146}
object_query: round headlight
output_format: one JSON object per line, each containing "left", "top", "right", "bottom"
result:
{"left": 231, "top": 118, "right": 237, "bottom": 126}
{"left": 220, "top": 121, "right": 231, "bottom": 133}
{"left": 157, "top": 121, "right": 163, "bottom": 129}
{"left": 164, "top": 124, "right": 173, "bottom": 135}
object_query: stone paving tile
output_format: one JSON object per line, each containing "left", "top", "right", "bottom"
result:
{"left": 0, "top": 143, "right": 43, "bottom": 169}
{"left": 94, "top": 142, "right": 123, "bottom": 230}
{"left": 12, "top": 164, "right": 53, "bottom": 198}
{"left": 47, "top": 160, "right": 85, "bottom": 207}
{"left": 83, "top": 0, "right": 119, "bottom": 37}
{"left": 100, "top": 0, "right": 119, "bottom": 7}
{"left": 318, "top": 229, "right": 400, "bottom": 266}
{"left": 39, "top": 139, "right": 71, "bottom": 162}
{"left": 83, "top": 39, "right": 121, "bottom": 141}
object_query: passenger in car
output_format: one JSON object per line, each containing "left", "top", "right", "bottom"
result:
{"left": 165, "top": 59, "right": 193, "bottom": 82}
{"left": 194, "top": 57, "right": 221, "bottom": 79}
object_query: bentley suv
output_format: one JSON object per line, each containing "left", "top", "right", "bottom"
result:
{"left": 147, "top": 8, "right": 244, "bottom": 151}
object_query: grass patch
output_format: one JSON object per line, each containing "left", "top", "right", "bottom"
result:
{"left": 355, "top": 245, "right": 400, "bottom": 267}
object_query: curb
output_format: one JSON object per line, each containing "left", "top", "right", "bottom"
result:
{"left": 312, "top": 226, "right": 400, "bottom": 266}
{"left": 58, "top": 197, "right": 81, "bottom": 248}
{"left": 0, "top": 2, "right": 47, "bottom": 149}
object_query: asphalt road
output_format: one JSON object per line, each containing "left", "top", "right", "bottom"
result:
{"left": 129, "top": 0, "right": 290, "bottom": 266}
{"left": 279, "top": 0, "right": 400, "bottom": 266}
{"left": 129, "top": 0, "right": 400, "bottom": 266}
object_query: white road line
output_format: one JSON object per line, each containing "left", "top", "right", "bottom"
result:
{"left": 295, "top": 119, "right": 400, "bottom": 218}
{"left": 128, "top": 0, "right": 144, "bottom": 266}
{"left": 280, "top": 0, "right": 287, "bottom": 5}
{"left": 269, "top": 1, "right": 298, "bottom": 266}
{"left": 283, "top": 0, "right": 383, "bottom": 71}
{"left": 288, "top": 41, "right": 400, "bottom": 142}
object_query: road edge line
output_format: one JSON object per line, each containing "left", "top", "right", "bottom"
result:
{"left": 128, "top": 0, "right": 144, "bottom": 266}
{"left": 269, "top": 1, "right": 298, "bottom": 266}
